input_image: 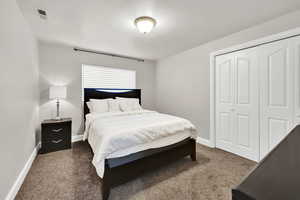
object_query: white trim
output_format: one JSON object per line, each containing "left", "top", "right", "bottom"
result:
{"left": 5, "top": 135, "right": 84, "bottom": 200}
{"left": 72, "top": 134, "right": 83, "bottom": 143}
{"left": 5, "top": 143, "right": 41, "bottom": 200}
{"left": 209, "top": 54, "right": 216, "bottom": 148}
{"left": 196, "top": 137, "right": 214, "bottom": 148}
{"left": 211, "top": 27, "right": 300, "bottom": 57}
{"left": 209, "top": 26, "right": 300, "bottom": 149}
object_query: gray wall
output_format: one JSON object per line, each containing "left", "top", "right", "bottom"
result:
{"left": 156, "top": 10, "right": 300, "bottom": 140}
{"left": 0, "top": 0, "right": 39, "bottom": 199}
{"left": 39, "top": 41, "right": 156, "bottom": 136}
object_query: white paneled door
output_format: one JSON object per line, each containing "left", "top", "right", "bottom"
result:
{"left": 259, "top": 39, "right": 295, "bottom": 159}
{"left": 293, "top": 36, "right": 300, "bottom": 125}
{"left": 215, "top": 53, "right": 235, "bottom": 151}
{"left": 215, "top": 48, "right": 260, "bottom": 161}
{"left": 214, "top": 34, "right": 300, "bottom": 162}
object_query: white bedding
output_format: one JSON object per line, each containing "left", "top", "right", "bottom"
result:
{"left": 108, "top": 130, "right": 192, "bottom": 158}
{"left": 83, "top": 110, "right": 197, "bottom": 178}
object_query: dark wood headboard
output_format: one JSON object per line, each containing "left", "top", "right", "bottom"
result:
{"left": 83, "top": 88, "right": 141, "bottom": 118}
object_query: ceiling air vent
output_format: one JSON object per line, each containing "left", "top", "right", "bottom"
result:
{"left": 37, "top": 9, "right": 47, "bottom": 19}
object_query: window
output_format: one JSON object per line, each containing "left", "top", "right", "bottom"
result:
{"left": 82, "top": 64, "right": 136, "bottom": 89}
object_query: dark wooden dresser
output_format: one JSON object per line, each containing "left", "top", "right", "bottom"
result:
{"left": 40, "top": 118, "right": 72, "bottom": 154}
{"left": 232, "top": 125, "right": 300, "bottom": 200}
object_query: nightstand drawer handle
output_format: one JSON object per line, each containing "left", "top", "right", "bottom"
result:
{"left": 52, "top": 128, "right": 63, "bottom": 133}
{"left": 51, "top": 139, "right": 63, "bottom": 144}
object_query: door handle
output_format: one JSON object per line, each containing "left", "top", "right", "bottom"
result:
{"left": 52, "top": 139, "right": 63, "bottom": 144}
{"left": 52, "top": 128, "right": 63, "bottom": 133}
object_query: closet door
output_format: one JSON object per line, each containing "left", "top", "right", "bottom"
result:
{"left": 232, "top": 48, "right": 259, "bottom": 161}
{"left": 293, "top": 36, "right": 300, "bottom": 125}
{"left": 215, "top": 53, "right": 235, "bottom": 152}
{"left": 259, "top": 39, "right": 294, "bottom": 159}
{"left": 215, "top": 49, "right": 259, "bottom": 161}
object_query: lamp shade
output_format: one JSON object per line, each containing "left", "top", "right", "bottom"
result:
{"left": 49, "top": 86, "right": 67, "bottom": 99}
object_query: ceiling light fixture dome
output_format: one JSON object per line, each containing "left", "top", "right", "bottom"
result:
{"left": 134, "top": 16, "right": 156, "bottom": 34}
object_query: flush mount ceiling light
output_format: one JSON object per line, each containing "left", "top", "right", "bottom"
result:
{"left": 134, "top": 16, "right": 157, "bottom": 34}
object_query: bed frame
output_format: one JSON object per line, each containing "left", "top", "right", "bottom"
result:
{"left": 84, "top": 88, "right": 196, "bottom": 200}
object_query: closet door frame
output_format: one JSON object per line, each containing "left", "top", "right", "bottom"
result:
{"left": 210, "top": 27, "right": 300, "bottom": 160}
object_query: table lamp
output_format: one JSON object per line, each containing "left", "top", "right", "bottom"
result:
{"left": 49, "top": 86, "right": 67, "bottom": 120}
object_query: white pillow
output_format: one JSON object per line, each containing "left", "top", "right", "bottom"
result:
{"left": 116, "top": 98, "right": 142, "bottom": 111}
{"left": 89, "top": 99, "right": 112, "bottom": 113}
{"left": 119, "top": 100, "right": 131, "bottom": 112}
{"left": 90, "top": 98, "right": 113, "bottom": 102}
{"left": 86, "top": 102, "right": 93, "bottom": 112}
{"left": 107, "top": 99, "right": 122, "bottom": 112}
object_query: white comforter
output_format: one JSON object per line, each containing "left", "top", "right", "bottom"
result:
{"left": 83, "top": 110, "right": 197, "bottom": 177}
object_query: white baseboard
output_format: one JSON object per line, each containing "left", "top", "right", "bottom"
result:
{"left": 196, "top": 137, "right": 214, "bottom": 148}
{"left": 72, "top": 134, "right": 83, "bottom": 143}
{"left": 5, "top": 143, "right": 41, "bottom": 200}
{"left": 5, "top": 134, "right": 83, "bottom": 200}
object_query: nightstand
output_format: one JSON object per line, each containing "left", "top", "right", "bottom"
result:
{"left": 40, "top": 118, "right": 72, "bottom": 154}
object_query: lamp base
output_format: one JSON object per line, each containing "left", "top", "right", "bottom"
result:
{"left": 55, "top": 99, "right": 61, "bottom": 121}
{"left": 54, "top": 116, "right": 62, "bottom": 121}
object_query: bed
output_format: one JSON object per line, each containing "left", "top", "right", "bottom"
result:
{"left": 83, "top": 88, "right": 197, "bottom": 200}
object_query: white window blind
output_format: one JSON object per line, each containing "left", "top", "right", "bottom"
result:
{"left": 82, "top": 64, "right": 136, "bottom": 89}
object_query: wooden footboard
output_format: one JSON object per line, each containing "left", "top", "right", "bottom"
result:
{"left": 99, "top": 138, "right": 196, "bottom": 200}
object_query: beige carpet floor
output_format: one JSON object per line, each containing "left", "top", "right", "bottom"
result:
{"left": 16, "top": 142, "right": 255, "bottom": 200}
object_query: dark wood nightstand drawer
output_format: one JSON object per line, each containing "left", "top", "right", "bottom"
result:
{"left": 42, "top": 140, "right": 71, "bottom": 153}
{"left": 42, "top": 132, "right": 64, "bottom": 142}
{"left": 42, "top": 122, "right": 70, "bottom": 142}
{"left": 40, "top": 118, "right": 72, "bottom": 154}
